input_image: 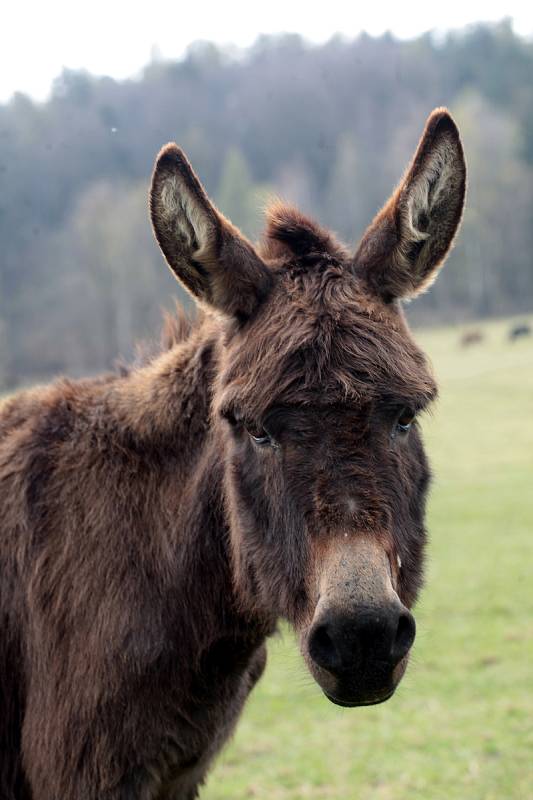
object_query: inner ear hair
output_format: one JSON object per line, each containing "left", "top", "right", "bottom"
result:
{"left": 150, "top": 144, "right": 220, "bottom": 304}
{"left": 354, "top": 108, "right": 467, "bottom": 302}
{"left": 400, "top": 112, "right": 463, "bottom": 257}
{"left": 150, "top": 144, "right": 272, "bottom": 320}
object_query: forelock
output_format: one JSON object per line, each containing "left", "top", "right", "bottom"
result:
{"left": 215, "top": 261, "right": 436, "bottom": 418}
{"left": 260, "top": 202, "right": 349, "bottom": 262}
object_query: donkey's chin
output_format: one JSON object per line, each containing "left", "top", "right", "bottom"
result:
{"left": 309, "top": 655, "right": 410, "bottom": 709}
{"left": 323, "top": 688, "right": 395, "bottom": 708}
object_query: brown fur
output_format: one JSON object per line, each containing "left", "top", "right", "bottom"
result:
{"left": 0, "top": 109, "right": 466, "bottom": 798}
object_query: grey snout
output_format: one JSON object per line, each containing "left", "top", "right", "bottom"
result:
{"left": 304, "top": 535, "right": 416, "bottom": 706}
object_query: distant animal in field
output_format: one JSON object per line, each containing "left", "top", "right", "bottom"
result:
{"left": 508, "top": 322, "right": 531, "bottom": 342}
{"left": 0, "top": 108, "right": 466, "bottom": 799}
{"left": 460, "top": 329, "right": 484, "bottom": 348}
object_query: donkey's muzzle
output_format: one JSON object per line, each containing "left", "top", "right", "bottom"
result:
{"left": 308, "top": 602, "right": 415, "bottom": 705}
{"left": 309, "top": 603, "right": 415, "bottom": 673}
{"left": 305, "top": 534, "right": 416, "bottom": 706}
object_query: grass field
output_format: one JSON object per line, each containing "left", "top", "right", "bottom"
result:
{"left": 203, "top": 317, "right": 533, "bottom": 800}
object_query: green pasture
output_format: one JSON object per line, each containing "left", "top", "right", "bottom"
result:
{"left": 204, "top": 317, "right": 533, "bottom": 800}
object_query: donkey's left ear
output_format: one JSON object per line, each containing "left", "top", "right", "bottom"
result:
{"left": 150, "top": 144, "right": 272, "bottom": 319}
{"left": 354, "top": 108, "right": 466, "bottom": 301}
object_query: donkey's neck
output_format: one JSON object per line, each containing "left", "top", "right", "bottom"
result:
{"left": 104, "top": 315, "right": 276, "bottom": 647}
{"left": 107, "top": 316, "right": 219, "bottom": 458}
{"left": 108, "top": 318, "right": 217, "bottom": 450}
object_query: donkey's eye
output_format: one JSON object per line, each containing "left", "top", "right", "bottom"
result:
{"left": 394, "top": 408, "right": 416, "bottom": 437}
{"left": 245, "top": 424, "right": 273, "bottom": 447}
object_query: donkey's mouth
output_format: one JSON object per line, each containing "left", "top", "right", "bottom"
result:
{"left": 323, "top": 688, "right": 395, "bottom": 708}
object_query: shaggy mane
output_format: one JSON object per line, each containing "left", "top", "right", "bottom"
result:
{"left": 116, "top": 302, "right": 201, "bottom": 376}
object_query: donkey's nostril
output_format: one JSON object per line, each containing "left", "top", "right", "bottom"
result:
{"left": 309, "top": 605, "right": 416, "bottom": 676}
{"left": 308, "top": 623, "right": 342, "bottom": 673}
{"left": 391, "top": 610, "right": 416, "bottom": 665}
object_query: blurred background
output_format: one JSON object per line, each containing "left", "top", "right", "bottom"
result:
{"left": 1, "top": 6, "right": 533, "bottom": 386}
{"left": 1, "top": 3, "right": 532, "bottom": 799}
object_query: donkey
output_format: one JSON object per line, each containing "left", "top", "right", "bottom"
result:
{"left": 0, "top": 108, "right": 465, "bottom": 799}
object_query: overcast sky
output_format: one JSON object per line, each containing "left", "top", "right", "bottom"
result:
{"left": 1, "top": 1, "right": 532, "bottom": 103}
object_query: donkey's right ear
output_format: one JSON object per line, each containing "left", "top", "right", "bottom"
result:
{"left": 354, "top": 109, "right": 466, "bottom": 302}
{"left": 150, "top": 144, "right": 272, "bottom": 319}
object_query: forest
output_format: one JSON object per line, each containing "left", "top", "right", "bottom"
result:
{"left": 1, "top": 19, "right": 532, "bottom": 387}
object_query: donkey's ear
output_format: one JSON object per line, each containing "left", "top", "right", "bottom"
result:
{"left": 150, "top": 144, "right": 272, "bottom": 319}
{"left": 354, "top": 109, "right": 466, "bottom": 301}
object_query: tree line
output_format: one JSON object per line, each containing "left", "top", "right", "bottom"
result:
{"left": 0, "top": 20, "right": 532, "bottom": 387}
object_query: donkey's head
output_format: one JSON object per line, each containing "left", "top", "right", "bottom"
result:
{"left": 150, "top": 109, "right": 466, "bottom": 707}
